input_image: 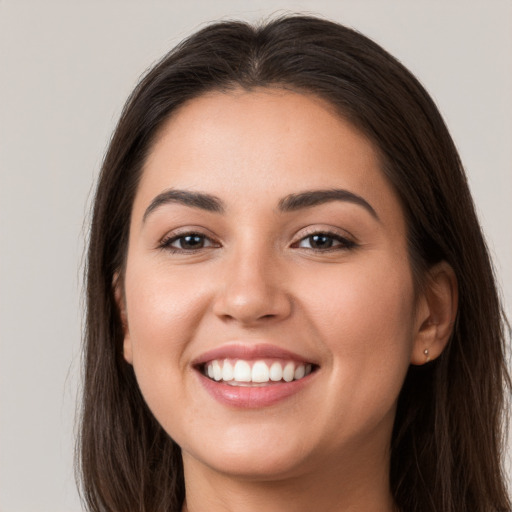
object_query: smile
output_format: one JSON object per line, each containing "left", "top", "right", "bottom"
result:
{"left": 193, "top": 344, "right": 319, "bottom": 408}
{"left": 203, "top": 359, "right": 314, "bottom": 385}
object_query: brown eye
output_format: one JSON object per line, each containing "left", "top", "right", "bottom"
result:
{"left": 160, "top": 232, "right": 219, "bottom": 252}
{"left": 175, "top": 234, "right": 206, "bottom": 250}
{"left": 296, "top": 232, "right": 355, "bottom": 251}
{"left": 307, "top": 234, "right": 335, "bottom": 249}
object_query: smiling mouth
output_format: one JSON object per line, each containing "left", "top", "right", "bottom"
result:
{"left": 200, "top": 359, "right": 317, "bottom": 386}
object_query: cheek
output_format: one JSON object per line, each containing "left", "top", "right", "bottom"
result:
{"left": 122, "top": 260, "right": 211, "bottom": 402}
{"left": 307, "top": 254, "right": 416, "bottom": 349}
{"left": 299, "top": 256, "right": 416, "bottom": 423}
{"left": 341, "top": 277, "right": 413, "bottom": 350}
{"left": 126, "top": 259, "right": 208, "bottom": 344}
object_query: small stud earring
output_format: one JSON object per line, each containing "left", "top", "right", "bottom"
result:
{"left": 423, "top": 348, "right": 431, "bottom": 363}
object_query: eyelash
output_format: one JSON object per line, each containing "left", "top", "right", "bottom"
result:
{"left": 159, "top": 232, "right": 220, "bottom": 253}
{"left": 292, "top": 231, "right": 356, "bottom": 252}
{"left": 158, "top": 230, "right": 356, "bottom": 254}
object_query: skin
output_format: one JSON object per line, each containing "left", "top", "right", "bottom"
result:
{"left": 118, "top": 89, "right": 456, "bottom": 511}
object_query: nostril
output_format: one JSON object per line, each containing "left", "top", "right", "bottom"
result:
{"left": 212, "top": 278, "right": 293, "bottom": 325}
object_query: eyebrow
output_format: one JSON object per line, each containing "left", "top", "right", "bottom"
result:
{"left": 142, "top": 187, "right": 379, "bottom": 222}
{"left": 278, "top": 189, "right": 379, "bottom": 220}
{"left": 143, "top": 189, "right": 225, "bottom": 222}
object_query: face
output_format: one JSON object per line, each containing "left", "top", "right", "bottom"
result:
{"left": 120, "top": 89, "right": 426, "bottom": 481}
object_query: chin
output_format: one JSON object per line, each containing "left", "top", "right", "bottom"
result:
{"left": 181, "top": 425, "right": 317, "bottom": 480}
{"left": 202, "top": 450, "right": 310, "bottom": 481}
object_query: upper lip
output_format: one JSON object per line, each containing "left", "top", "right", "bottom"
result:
{"left": 192, "top": 343, "right": 319, "bottom": 367}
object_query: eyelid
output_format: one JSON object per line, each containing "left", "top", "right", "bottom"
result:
{"left": 292, "top": 225, "right": 357, "bottom": 243}
{"left": 290, "top": 225, "right": 358, "bottom": 251}
{"left": 157, "top": 226, "right": 221, "bottom": 252}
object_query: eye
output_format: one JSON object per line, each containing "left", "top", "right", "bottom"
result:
{"left": 294, "top": 232, "right": 355, "bottom": 251}
{"left": 159, "top": 232, "right": 219, "bottom": 253}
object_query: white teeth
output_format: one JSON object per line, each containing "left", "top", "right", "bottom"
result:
{"left": 204, "top": 359, "right": 314, "bottom": 384}
{"left": 212, "top": 360, "right": 222, "bottom": 381}
{"left": 294, "top": 364, "right": 305, "bottom": 380}
{"left": 252, "top": 361, "right": 270, "bottom": 383}
{"left": 269, "top": 361, "right": 283, "bottom": 381}
{"left": 222, "top": 360, "right": 234, "bottom": 381}
{"left": 283, "top": 362, "right": 295, "bottom": 382}
{"left": 233, "top": 360, "right": 252, "bottom": 382}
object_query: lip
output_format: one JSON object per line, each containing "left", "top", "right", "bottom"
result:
{"left": 193, "top": 343, "right": 319, "bottom": 408}
{"left": 192, "top": 343, "right": 317, "bottom": 366}
{"left": 197, "top": 370, "right": 317, "bottom": 408}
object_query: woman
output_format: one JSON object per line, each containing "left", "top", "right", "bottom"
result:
{"left": 78, "top": 15, "right": 511, "bottom": 512}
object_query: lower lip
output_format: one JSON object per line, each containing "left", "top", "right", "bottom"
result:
{"left": 197, "top": 371, "right": 316, "bottom": 408}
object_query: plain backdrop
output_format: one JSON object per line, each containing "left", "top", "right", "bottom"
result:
{"left": 0, "top": 1, "right": 511, "bottom": 510}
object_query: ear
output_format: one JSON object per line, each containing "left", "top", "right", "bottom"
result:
{"left": 113, "top": 272, "right": 133, "bottom": 365}
{"left": 410, "top": 261, "right": 458, "bottom": 365}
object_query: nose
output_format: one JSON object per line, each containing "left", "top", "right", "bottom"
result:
{"left": 212, "top": 249, "right": 293, "bottom": 326}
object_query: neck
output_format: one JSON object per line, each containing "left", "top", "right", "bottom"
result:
{"left": 181, "top": 447, "right": 396, "bottom": 512}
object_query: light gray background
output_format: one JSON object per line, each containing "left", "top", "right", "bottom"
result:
{"left": 1, "top": 1, "right": 511, "bottom": 510}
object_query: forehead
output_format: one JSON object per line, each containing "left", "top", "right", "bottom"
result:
{"left": 135, "top": 88, "right": 404, "bottom": 228}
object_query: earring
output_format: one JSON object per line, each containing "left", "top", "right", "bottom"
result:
{"left": 423, "top": 348, "right": 431, "bottom": 363}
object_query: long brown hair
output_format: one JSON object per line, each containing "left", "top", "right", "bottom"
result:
{"left": 78, "top": 15, "right": 511, "bottom": 511}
